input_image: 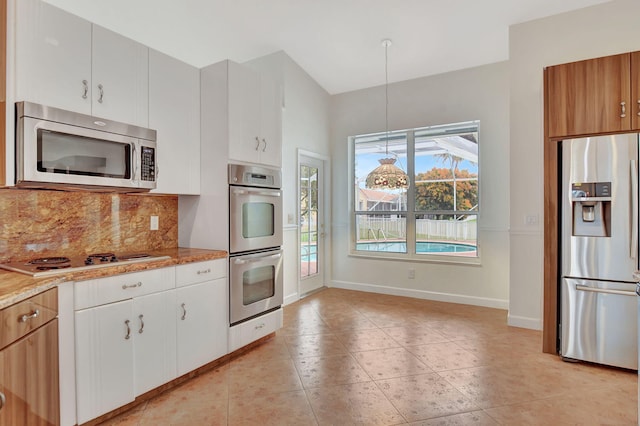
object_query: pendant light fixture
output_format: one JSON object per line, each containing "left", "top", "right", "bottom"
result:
{"left": 365, "top": 39, "right": 409, "bottom": 190}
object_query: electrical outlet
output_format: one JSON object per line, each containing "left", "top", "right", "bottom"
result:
{"left": 150, "top": 215, "right": 159, "bottom": 231}
{"left": 525, "top": 214, "right": 539, "bottom": 225}
{"left": 408, "top": 268, "right": 415, "bottom": 279}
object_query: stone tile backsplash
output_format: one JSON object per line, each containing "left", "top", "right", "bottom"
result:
{"left": 0, "top": 188, "right": 178, "bottom": 262}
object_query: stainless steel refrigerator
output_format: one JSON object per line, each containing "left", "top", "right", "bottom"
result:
{"left": 561, "top": 134, "right": 639, "bottom": 370}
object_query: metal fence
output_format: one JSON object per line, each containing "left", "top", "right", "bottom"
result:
{"left": 356, "top": 216, "right": 477, "bottom": 242}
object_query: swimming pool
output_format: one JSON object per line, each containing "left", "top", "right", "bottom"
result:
{"left": 355, "top": 241, "right": 476, "bottom": 254}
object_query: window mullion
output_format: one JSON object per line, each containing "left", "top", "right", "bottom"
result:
{"left": 406, "top": 130, "right": 416, "bottom": 255}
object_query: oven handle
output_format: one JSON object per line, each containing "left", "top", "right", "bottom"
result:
{"left": 232, "top": 188, "right": 281, "bottom": 197}
{"left": 233, "top": 253, "right": 282, "bottom": 265}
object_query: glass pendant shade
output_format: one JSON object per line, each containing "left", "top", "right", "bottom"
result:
{"left": 365, "top": 157, "right": 408, "bottom": 189}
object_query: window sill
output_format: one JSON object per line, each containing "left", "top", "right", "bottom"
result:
{"left": 348, "top": 251, "right": 482, "bottom": 266}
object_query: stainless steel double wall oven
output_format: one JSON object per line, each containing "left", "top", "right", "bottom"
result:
{"left": 228, "top": 164, "right": 283, "bottom": 325}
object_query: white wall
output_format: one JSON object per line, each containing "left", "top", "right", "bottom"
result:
{"left": 330, "top": 61, "right": 511, "bottom": 309}
{"left": 245, "top": 52, "right": 332, "bottom": 303}
{"left": 508, "top": 0, "right": 640, "bottom": 329}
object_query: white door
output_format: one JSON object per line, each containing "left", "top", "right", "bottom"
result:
{"left": 299, "top": 155, "right": 326, "bottom": 295}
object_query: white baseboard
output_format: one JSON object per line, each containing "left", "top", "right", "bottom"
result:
{"left": 329, "top": 280, "right": 509, "bottom": 310}
{"left": 507, "top": 314, "right": 542, "bottom": 330}
{"left": 283, "top": 292, "right": 299, "bottom": 306}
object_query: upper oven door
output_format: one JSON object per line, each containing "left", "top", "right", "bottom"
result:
{"left": 229, "top": 185, "right": 283, "bottom": 253}
{"left": 17, "top": 116, "right": 140, "bottom": 189}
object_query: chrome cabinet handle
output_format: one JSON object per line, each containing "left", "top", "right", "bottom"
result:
{"left": 261, "top": 138, "right": 267, "bottom": 152}
{"left": 255, "top": 136, "right": 261, "bottom": 151}
{"left": 637, "top": 100, "right": 640, "bottom": 116}
{"left": 82, "top": 80, "right": 89, "bottom": 99}
{"left": 255, "top": 323, "right": 265, "bottom": 330}
{"left": 197, "top": 268, "right": 211, "bottom": 275}
{"left": 181, "top": 303, "right": 187, "bottom": 320}
{"left": 0, "top": 391, "right": 5, "bottom": 411}
{"left": 138, "top": 314, "right": 144, "bottom": 334}
{"left": 125, "top": 319, "right": 131, "bottom": 340}
{"left": 620, "top": 101, "right": 626, "bottom": 118}
{"left": 636, "top": 283, "right": 640, "bottom": 297}
{"left": 19, "top": 309, "right": 39, "bottom": 323}
{"left": 122, "top": 281, "right": 142, "bottom": 290}
{"left": 97, "top": 84, "right": 104, "bottom": 103}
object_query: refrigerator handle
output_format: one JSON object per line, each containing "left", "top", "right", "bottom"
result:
{"left": 631, "top": 160, "right": 638, "bottom": 260}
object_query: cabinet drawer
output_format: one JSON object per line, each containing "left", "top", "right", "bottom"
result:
{"left": 228, "top": 308, "right": 282, "bottom": 352}
{"left": 0, "top": 287, "right": 58, "bottom": 349}
{"left": 75, "top": 267, "right": 175, "bottom": 310}
{"left": 176, "top": 259, "right": 225, "bottom": 288}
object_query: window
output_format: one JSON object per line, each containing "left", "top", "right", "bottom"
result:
{"left": 352, "top": 121, "right": 479, "bottom": 259}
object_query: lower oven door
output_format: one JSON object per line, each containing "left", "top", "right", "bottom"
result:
{"left": 230, "top": 248, "right": 283, "bottom": 325}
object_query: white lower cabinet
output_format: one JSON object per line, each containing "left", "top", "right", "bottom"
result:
{"left": 74, "top": 268, "right": 176, "bottom": 424}
{"left": 228, "top": 307, "right": 283, "bottom": 353}
{"left": 176, "top": 278, "right": 227, "bottom": 375}
{"left": 75, "top": 299, "right": 135, "bottom": 425}
{"left": 175, "top": 259, "right": 228, "bottom": 376}
{"left": 72, "top": 260, "right": 228, "bottom": 423}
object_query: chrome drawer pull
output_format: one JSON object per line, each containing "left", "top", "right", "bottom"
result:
{"left": 125, "top": 319, "right": 131, "bottom": 340}
{"left": 138, "top": 314, "right": 144, "bottom": 334}
{"left": 255, "top": 323, "right": 265, "bottom": 330}
{"left": 82, "top": 79, "right": 88, "bottom": 99}
{"left": 122, "top": 282, "right": 142, "bottom": 290}
{"left": 181, "top": 303, "right": 187, "bottom": 320}
{"left": 97, "top": 83, "right": 104, "bottom": 103}
{"left": 197, "top": 268, "right": 211, "bottom": 275}
{"left": 18, "top": 309, "right": 40, "bottom": 323}
{"left": 0, "top": 391, "right": 5, "bottom": 411}
{"left": 621, "top": 101, "right": 627, "bottom": 118}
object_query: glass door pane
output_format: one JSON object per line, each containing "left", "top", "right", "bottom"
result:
{"left": 300, "top": 164, "right": 319, "bottom": 278}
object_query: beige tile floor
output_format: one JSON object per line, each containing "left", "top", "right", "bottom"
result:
{"left": 102, "top": 288, "right": 637, "bottom": 425}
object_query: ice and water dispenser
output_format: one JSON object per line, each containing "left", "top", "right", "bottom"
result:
{"left": 571, "top": 182, "right": 611, "bottom": 237}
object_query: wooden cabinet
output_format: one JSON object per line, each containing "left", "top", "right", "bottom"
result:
{"left": 631, "top": 52, "right": 640, "bottom": 130}
{"left": 175, "top": 259, "right": 227, "bottom": 376}
{"left": 546, "top": 52, "right": 640, "bottom": 137}
{"left": 0, "top": 288, "right": 59, "bottom": 426}
{"left": 202, "top": 60, "right": 282, "bottom": 168}
{"left": 149, "top": 49, "right": 201, "bottom": 195}
{"left": 15, "top": 0, "right": 148, "bottom": 127}
{"left": 74, "top": 268, "right": 176, "bottom": 424}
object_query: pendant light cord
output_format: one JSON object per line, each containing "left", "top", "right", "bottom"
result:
{"left": 384, "top": 40, "right": 389, "bottom": 156}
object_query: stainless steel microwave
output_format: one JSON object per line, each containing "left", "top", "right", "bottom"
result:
{"left": 15, "top": 101, "right": 157, "bottom": 192}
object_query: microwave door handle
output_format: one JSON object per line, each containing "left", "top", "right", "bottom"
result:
{"left": 132, "top": 143, "right": 139, "bottom": 183}
{"left": 232, "top": 188, "right": 281, "bottom": 197}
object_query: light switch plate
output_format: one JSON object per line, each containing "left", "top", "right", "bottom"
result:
{"left": 150, "top": 215, "right": 159, "bottom": 231}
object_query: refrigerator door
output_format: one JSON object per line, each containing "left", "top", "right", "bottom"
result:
{"left": 562, "top": 277, "right": 637, "bottom": 369}
{"left": 562, "top": 134, "right": 639, "bottom": 282}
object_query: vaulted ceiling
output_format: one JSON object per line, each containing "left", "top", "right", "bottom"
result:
{"left": 44, "top": 0, "right": 611, "bottom": 94}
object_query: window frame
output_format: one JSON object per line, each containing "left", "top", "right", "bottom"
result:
{"left": 349, "top": 121, "right": 481, "bottom": 264}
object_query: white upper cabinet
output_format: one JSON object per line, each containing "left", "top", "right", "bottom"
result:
{"left": 227, "top": 61, "right": 282, "bottom": 167}
{"left": 91, "top": 25, "right": 149, "bottom": 127}
{"left": 15, "top": 0, "right": 92, "bottom": 115}
{"left": 15, "top": 0, "right": 149, "bottom": 127}
{"left": 149, "top": 49, "right": 201, "bottom": 195}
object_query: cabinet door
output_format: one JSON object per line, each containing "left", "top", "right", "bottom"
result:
{"left": 91, "top": 25, "right": 148, "bottom": 127}
{"left": 176, "top": 278, "right": 227, "bottom": 376}
{"left": 75, "top": 300, "right": 134, "bottom": 425}
{"left": 149, "top": 50, "right": 201, "bottom": 195}
{"left": 15, "top": 0, "right": 92, "bottom": 114}
{"left": 547, "top": 53, "right": 630, "bottom": 137}
{"left": 0, "top": 320, "right": 59, "bottom": 426}
{"left": 259, "top": 76, "right": 282, "bottom": 167}
{"left": 132, "top": 290, "right": 177, "bottom": 396}
{"left": 228, "top": 62, "right": 262, "bottom": 164}
{"left": 631, "top": 51, "right": 640, "bottom": 130}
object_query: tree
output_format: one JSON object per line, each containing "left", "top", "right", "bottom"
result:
{"left": 415, "top": 167, "right": 477, "bottom": 219}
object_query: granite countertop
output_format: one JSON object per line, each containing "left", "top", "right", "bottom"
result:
{"left": 0, "top": 248, "right": 228, "bottom": 309}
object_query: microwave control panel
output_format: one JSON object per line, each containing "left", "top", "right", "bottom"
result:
{"left": 140, "top": 146, "right": 156, "bottom": 181}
